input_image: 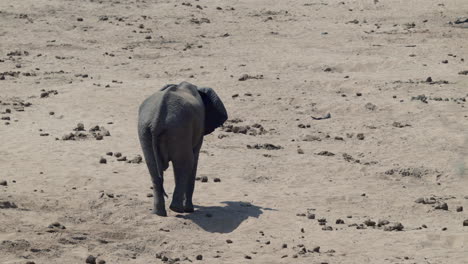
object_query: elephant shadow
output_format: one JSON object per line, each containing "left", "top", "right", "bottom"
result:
{"left": 178, "top": 201, "right": 274, "bottom": 233}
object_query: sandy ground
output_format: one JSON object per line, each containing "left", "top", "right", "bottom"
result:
{"left": 1, "top": 0, "right": 468, "bottom": 263}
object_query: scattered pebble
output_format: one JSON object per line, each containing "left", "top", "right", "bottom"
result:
{"left": 0, "top": 180, "right": 7, "bottom": 186}
{"left": 247, "top": 143, "right": 282, "bottom": 150}
{"left": 316, "top": 151, "right": 335, "bottom": 156}
{"left": 384, "top": 222, "right": 404, "bottom": 231}
{"left": 201, "top": 176, "right": 208, "bottom": 182}
{"left": 434, "top": 202, "right": 448, "bottom": 210}
{"left": 0, "top": 201, "right": 17, "bottom": 209}
{"left": 128, "top": 155, "right": 143, "bottom": 164}
{"left": 356, "top": 133, "right": 365, "bottom": 140}
{"left": 99, "top": 157, "right": 107, "bottom": 164}
{"left": 117, "top": 156, "right": 127, "bottom": 162}
{"left": 85, "top": 255, "right": 96, "bottom": 264}
{"left": 213, "top": 177, "right": 221, "bottom": 182}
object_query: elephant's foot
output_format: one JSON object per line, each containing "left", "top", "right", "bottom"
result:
{"left": 184, "top": 205, "right": 194, "bottom": 213}
{"left": 169, "top": 204, "right": 185, "bottom": 213}
{"left": 152, "top": 208, "right": 167, "bottom": 217}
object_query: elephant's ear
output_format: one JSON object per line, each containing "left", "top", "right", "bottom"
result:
{"left": 160, "top": 84, "right": 176, "bottom": 91}
{"left": 197, "top": 87, "right": 228, "bottom": 135}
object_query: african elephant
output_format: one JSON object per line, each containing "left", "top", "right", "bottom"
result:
{"left": 138, "top": 81, "right": 228, "bottom": 216}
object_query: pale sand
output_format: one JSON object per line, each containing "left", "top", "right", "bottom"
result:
{"left": 1, "top": 0, "right": 468, "bottom": 263}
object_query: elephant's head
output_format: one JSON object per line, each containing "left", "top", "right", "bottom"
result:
{"left": 197, "top": 87, "right": 228, "bottom": 135}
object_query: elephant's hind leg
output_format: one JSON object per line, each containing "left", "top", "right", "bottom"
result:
{"left": 184, "top": 139, "right": 203, "bottom": 213}
{"left": 168, "top": 141, "right": 195, "bottom": 213}
{"left": 139, "top": 129, "right": 167, "bottom": 216}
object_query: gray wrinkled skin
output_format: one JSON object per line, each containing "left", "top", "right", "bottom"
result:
{"left": 138, "top": 82, "right": 227, "bottom": 216}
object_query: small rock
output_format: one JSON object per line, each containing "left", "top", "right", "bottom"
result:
{"left": 364, "top": 219, "right": 376, "bottom": 226}
{"left": 316, "top": 151, "right": 335, "bottom": 156}
{"left": 117, "top": 156, "right": 127, "bottom": 162}
{"left": 425, "top": 77, "right": 433, "bottom": 83}
{"left": 201, "top": 176, "right": 208, "bottom": 182}
{"left": 245, "top": 255, "right": 252, "bottom": 260}
{"left": 85, "top": 255, "right": 97, "bottom": 264}
{"left": 456, "top": 206, "right": 463, "bottom": 212}
{"left": 378, "top": 219, "right": 390, "bottom": 226}
{"left": 0, "top": 201, "right": 17, "bottom": 209}
{"left": 336, "top": 219, "right": 345, "bottom": 224}
{"left": 62, "top": 133, "right": 75, "bottom": 141}
{"left": 196, "top": 255, "right": 203, "bottom": 260}
{"left": 384, "top": 222, "right": 404, "bottom": 231}
{"left": 0, "top": 180, "right": 7, "bottom": 186}
{"left": 282, "top": 243, "right": 287, "bottom": 248}
{"left": 434, "top": 203, "right": 448, "bottom": 210}
{"left": 106, "top": 152, "right": 113, "bottom": 156}
{"left": 98, "top": 260, "right": 106, "bottom": 264}
{"left": 128, "top": 155, "right": 143, "bottom": 164}
{"left": 442, "top": 60, "right": 448, "bottom": 64}
{"left": 99, "top": 157, "right": 107, "bottom": 164}
{"left": 356, "top": 133, "right": 365, "bottom": 140}
{"left": 48, "top": 222, "right": 66, "bottom": 229}
{"left": 114, "top": 152, "right": 122, "bottom": 158}
{"left": 365, "top": 102, "right": 377, "bottom": 111}
{"left": 147, "top": 193, "right": 153, "bottom": 197}
{"left": 213, "top": 177, "right": 221, "bottom": 182}
{"left": 226, "top": 239, "right": 233, "bottom": 243}
{"left": 463, "top": 220, "right": 468, "bottom": 226}
{"left": 74, "top": 123, "right": 85, "bottom": 131}
{"left": 297, "top": 148, "right": 304, "bottom": 154}
{"left": 95, "top": 134, "right": 104, "bottom": 140}
{"left": 49, "top": 111, "right": 55, "bottom": 115}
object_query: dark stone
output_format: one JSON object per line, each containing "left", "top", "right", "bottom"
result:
{"left": 196, "top": 255, "right": 203, "bottom": 260}
{"left": 0, "top": 180, "right": 7, "bottom": 186}
{"left": 434, "top": 202, "right": 448, "bottom": 210}
{"left": 0, "top": 201, "right": 17, "bottom": 209}
{"left": 201, "top": 176, "right": 208, "bottom": 182}
{"left": 85, "top": 255, "right": 96, "bottom": 264}
{"left": 99, "top": 157, "right": 107, "bottom": 164}
{"left": 74, "top": 123, "right": 85, "bottom": 131}
{"left": 213, "top": 177, "right": 221, "bottom": 182}
{"left": 128, "top": 155, "right": 143, "bottom": 164}
{"left": 316, "top": 151, "right": 335, "bottom": 156}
